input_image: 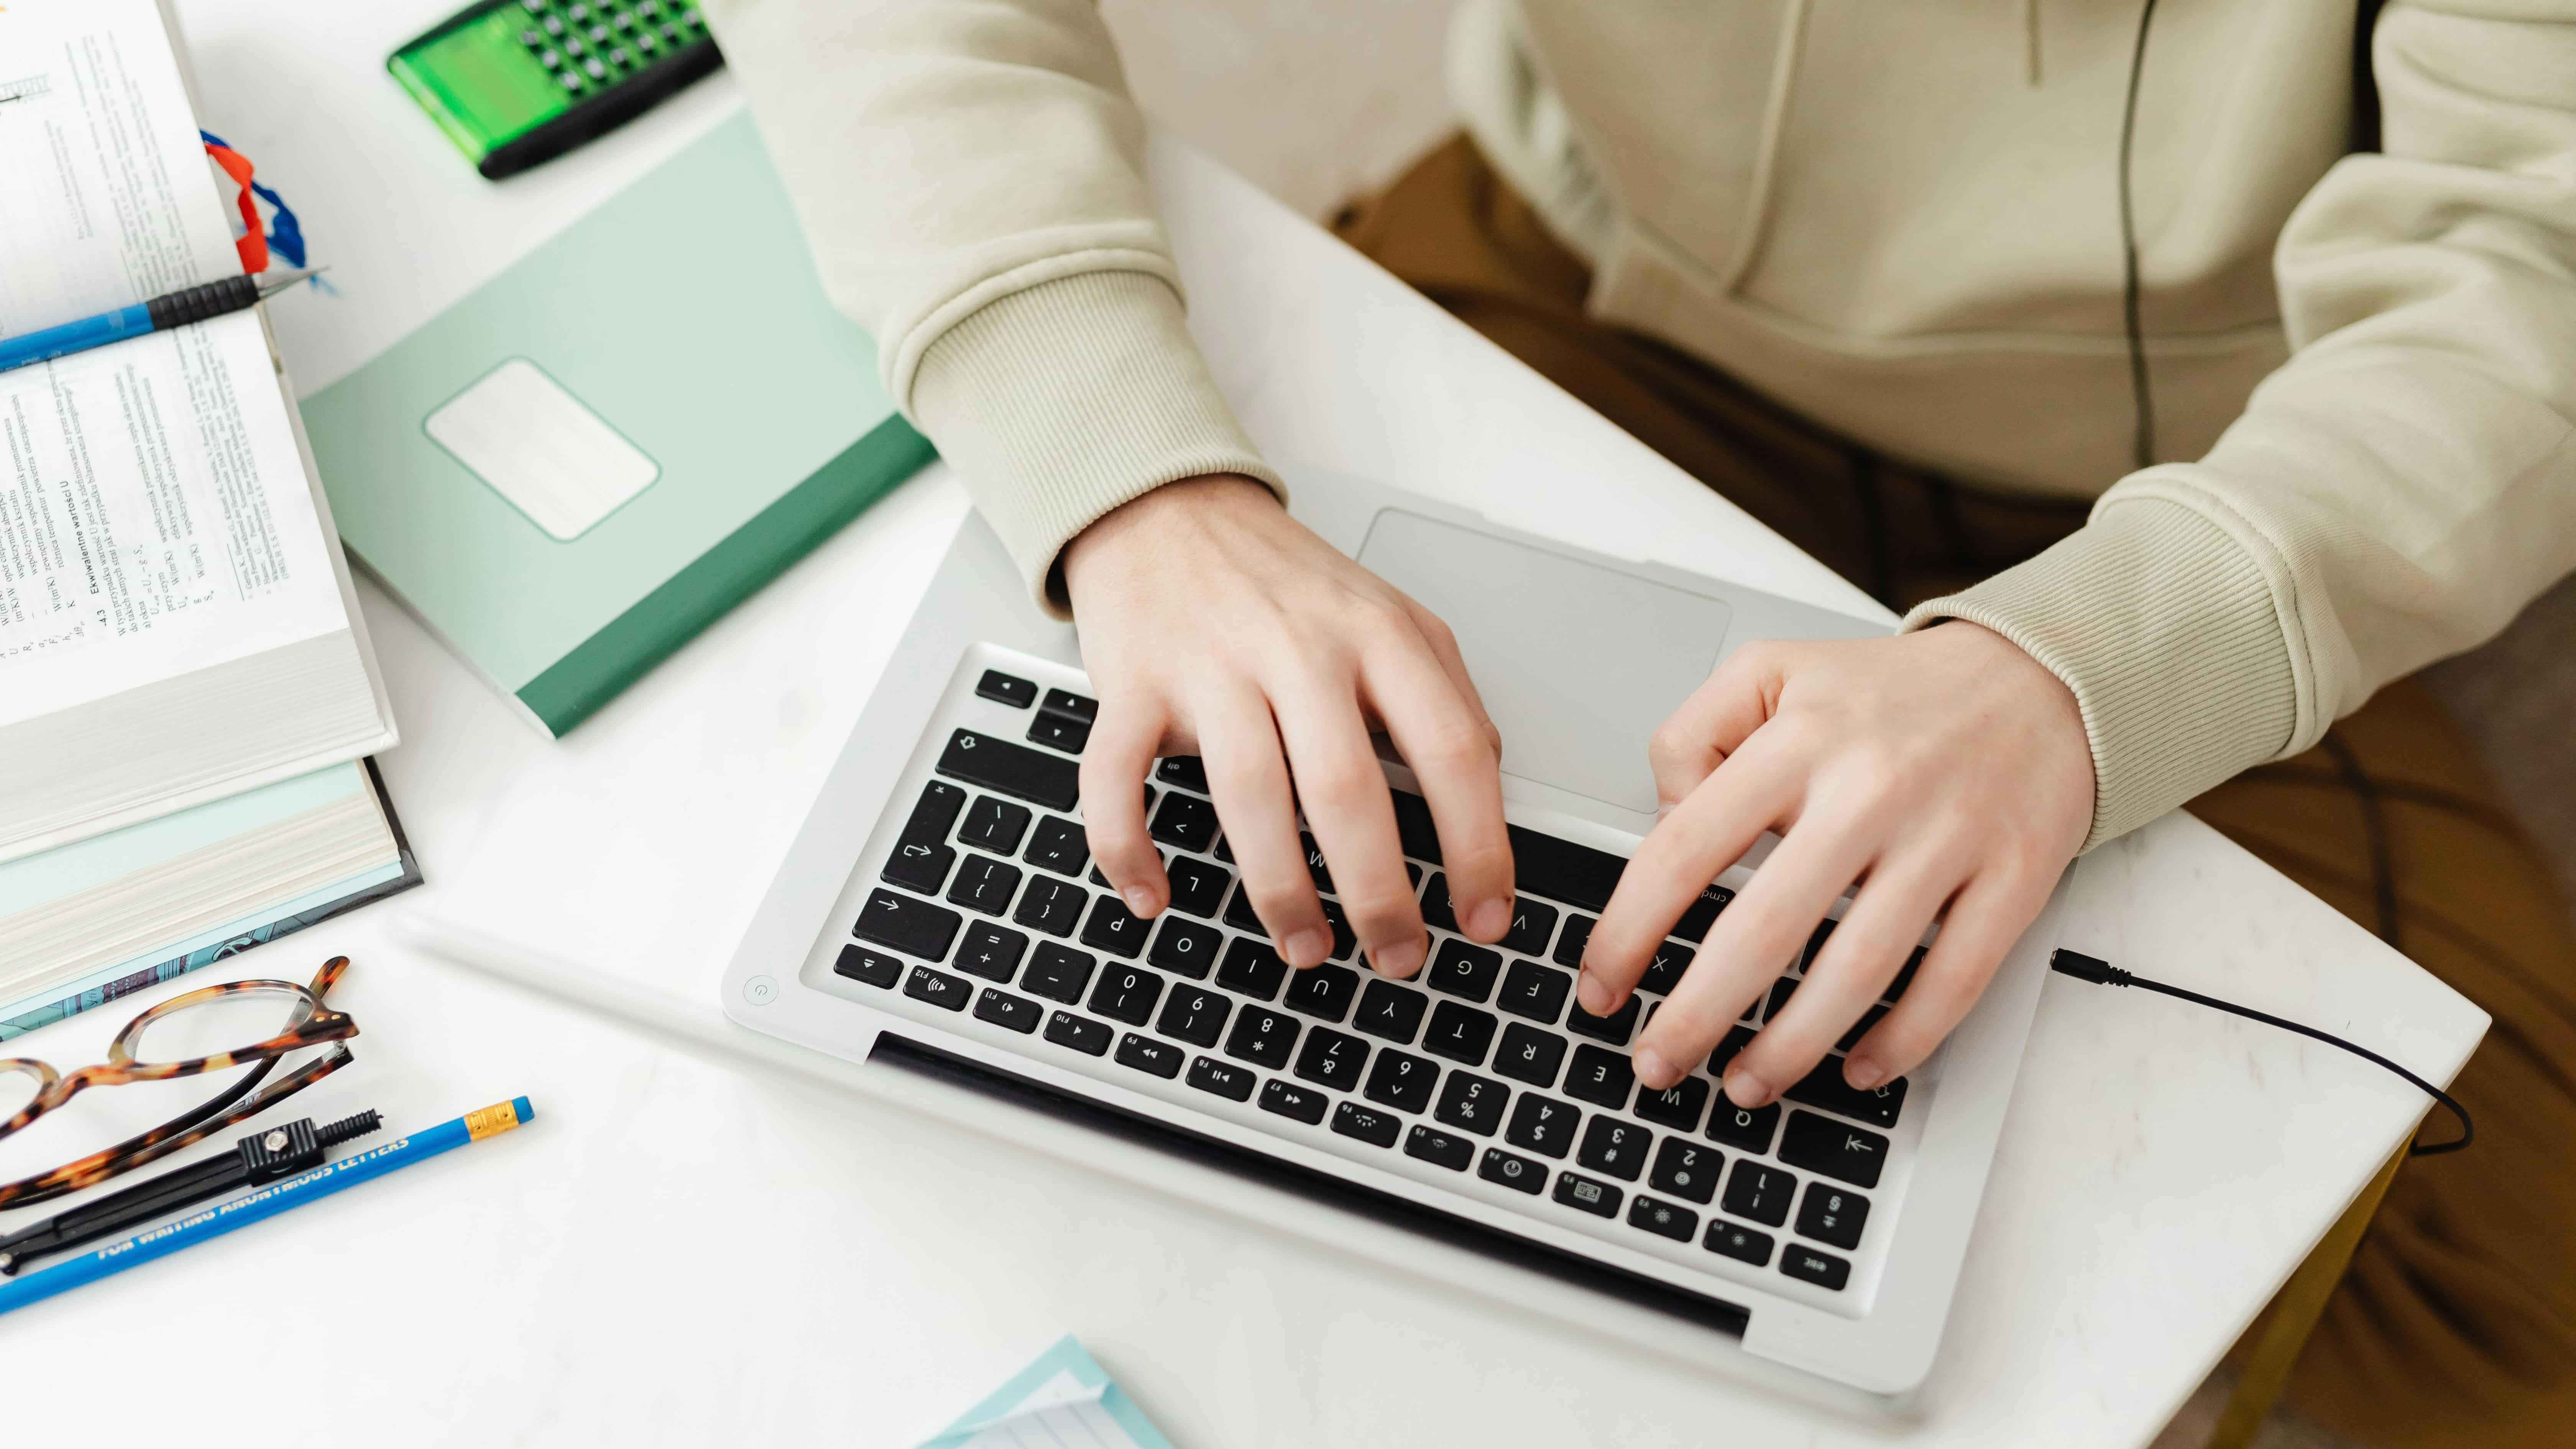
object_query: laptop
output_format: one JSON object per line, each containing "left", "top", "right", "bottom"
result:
{"left": 722, "top": 463, "right": 2067, "bottom": 1397}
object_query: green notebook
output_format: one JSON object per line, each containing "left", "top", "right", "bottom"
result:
{"left": 303, "top": 110, "right": 934, "bottom": 736}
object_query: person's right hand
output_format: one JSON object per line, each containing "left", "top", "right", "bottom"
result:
{"left": 1061, "top": 473, "right": 1516, "bottom": 974}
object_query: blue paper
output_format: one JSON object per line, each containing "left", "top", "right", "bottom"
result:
{"left": 918, "top": 1336, "right": 1176, "bottom": 1449}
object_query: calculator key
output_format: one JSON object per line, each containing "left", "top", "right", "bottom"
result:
{"left": 1019, "top": 942, "right": 1095, "bottom": 1004}
{"left": 1353, "top": 979, "right": 1429, "bottom": 1044}
{"left": 1553, "top": 1171, "right": 1622, "bottom": 1218}
{"left": 1493, "top": 1023, "right": 1567, "bottom": 1088}
{"left": 1155, "top": 985, "right": 1232, "bottom": 1048}
{"left": 1165, "top": 855, "right": 1232, "bottom": 918}
{"left": 1433, "top": 1071, "right": 1510, "bottom": 1136}
{"left": 1796, "top": 1183, "right": 1871, "bottom": 1250}
{"left": 854, "top": 888, "right": 962, "bottom": 961}
{"left": 1497, "top": 958, "right": 1572, "bottom": 1024}
{"left": 1080, "top": 895, "right": 1150, "bottom": 958}
{"left": 958, "top": 796, "right": 1032, "bottom": 854}
{"left": 1780, "top": 1244, "right": 1852, "bottom": 1291}
{"left": 1332, "top": 1101, "right": 1402, "bottom": 1149}
{"left": 1721, "top": 1160, "right": 1796, "bottom": 1227}
{"left": 1222, "top": 1006, "right": 1300, "bottom": 1070}
{"left": 1022, "top": 815, "right": 1090, "bottom": 876}
{"left": 1779, "top": 1110, "right": 1891, "bottom": 1188}
{"left": 1648, "top": 1138, "right": 1723, "bottom": 1204}
{"left": 1505, "top": 1093, "right": 1580, "bottom": 1159}
{"left": 1672, "top": 884, "right": 1734, "bottom": 942}
{"left": 1086, "top": 963, "right": 1163, "bottom": 1026}
{"left": 1425, "top": 939, "right": 1503, "bottom": 1002}
{"left": 946, "top": 855, "right": 1022, "bottom": 917}
{"left": 1150, "top": 792, "right": 1219, "bottom": 852}
{"left": 1705, "top": 1097, "right": 1782, "bottom": 1154}
{"left": 1146, "top": 915, "right": 1224, "bottom": 979}
{"left": 1154, "top": 755, "right": 1208, "bottom": 791}
{"left": 1293, "top": 1026, "right": 1370, "bottom": 1091}
{"left": 1362, "top": 1049, "right": 1440, "bottom": 1114}
{"left": 1500, "top": 898, "right": 1558, "bottom": 956}
{"left": 902, "top": 965, "right": 970, "bottom": 1011}
{"left": 1044, "top": 1010, "right": 1112, "bottom": 1055}
{"left": 1566, "top": 994, "right": 1640, "bottom": 1045}
{"left": 1553, "top": 913, "right": 1594, "bottom": 969}
{"left": 953, "top": 921, "right": 1027, "bottom": 983}
{"left": 1419, "top": 872, "right": 1458, "bottom": 931}
{"left": 1025, "top": 710, "right": 1089, "bottom": 754}
{"left": 1012, "top": 876, "right": 1087, "bottom": 937}
{"left": 974, "top": 669, "right": 1037, "bottom": 707}
{"left": 1564, "top": 1044, "right": 1636, "bottom": 1110}
{"left": 1480, "top": 1147, "right": 1546, "bottom": 1193}
{"left": 1260, "top": 1078, "right": 1329, "bottom": 1125}
{"left": 1639, "top": 940, "right": 1694, "bottom": 996}
{"left": 1422, "top": 1001, "right": 1499, "bottom": 1066}
{"left": 1784, "top": 1060, "right": 1908, "bottom": 1129}
{"left": 1635, "top": 1075, "right": 1709, "bottom": 1132}
{"left": 1040, "top": 687, "right": 1097, "bottom": 722}
{"left": 832, "top": 945, "right": 902, "bottom": 989}
{"left": 973, "top": 989, "right": 1042, "bottom": 1033}
{"left": 1404, "top": 1124, "right": 1475, "bottom": 1171}
{"left": 1704, "top": 1221, "right": 1773, "bottom": 1267}
{"left": 1186, "top": 1055, "right": 1257, "bottom": 1102}
{"left": 1116, "top": 1032, "right": 1184, "bottom": 1079}
{"left": 1628, "top": 1194, "right": 1697, "bottom": 1243}
{"left": 1576, "top": 1116, "right": 1651, "bottom": 1181}
{"left": 1283, "top": 964, "right": 1361, "bottom": 1022}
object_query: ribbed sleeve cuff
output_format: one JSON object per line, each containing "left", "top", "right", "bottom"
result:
{"left": 1900, "top": 496, "right": 2299, "bottom": 850}
{"left": 909, "top": 269, "right": 1285, "bottom": 615}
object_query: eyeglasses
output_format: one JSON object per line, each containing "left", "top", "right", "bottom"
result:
{"left": 0, "top": 956, "right": 360, "bottom": 1212}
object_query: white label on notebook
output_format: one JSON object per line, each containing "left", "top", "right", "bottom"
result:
{"left": 425, "top": 358, "right": 659, "bottom": 541}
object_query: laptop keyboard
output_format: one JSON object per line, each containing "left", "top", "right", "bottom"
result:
{"left": 819, "top": 653, "right": 1931, "bottom": 1314}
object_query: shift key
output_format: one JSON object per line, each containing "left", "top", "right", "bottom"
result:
{"left": 936, "top": 729, "right": 1079, "bottom": 812}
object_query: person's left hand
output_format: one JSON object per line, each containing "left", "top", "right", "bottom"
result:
{"left": 1576, "top": 622, "right": 2095, "bottom": 1107}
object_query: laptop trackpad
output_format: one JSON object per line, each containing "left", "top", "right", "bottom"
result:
{"left": 1356, "top": 510, "right": 1732, "bottom": 815}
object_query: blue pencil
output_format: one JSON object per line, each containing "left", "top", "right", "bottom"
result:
{"left": 0, "top": 1096, "right": 535, "bottom": 1316}
{"left": 0, "top": 267, "right": 322, "bottom": 374}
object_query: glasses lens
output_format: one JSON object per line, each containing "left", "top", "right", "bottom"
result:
{"left": 0, "top": 1065, "right": 39, "bottom": 1124}
{"left": 127, "top": 985, "right": 313, "bottom": 1067}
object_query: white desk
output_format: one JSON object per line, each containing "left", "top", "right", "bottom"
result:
{"left": 7, "top": 4, "right": 2485, "bottom": 1445}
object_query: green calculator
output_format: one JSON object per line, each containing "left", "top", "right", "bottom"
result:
{"left": 389, "top": 0, "right": 722, "bottom": 180}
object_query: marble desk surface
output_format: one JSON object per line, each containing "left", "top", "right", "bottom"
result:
{"left": 0, "top": 4, "right": 2485, "bottom": 1445}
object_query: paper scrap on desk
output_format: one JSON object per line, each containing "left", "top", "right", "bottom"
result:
{"left": 918, "top": 1336, "right": 1175, "bottom": 1449}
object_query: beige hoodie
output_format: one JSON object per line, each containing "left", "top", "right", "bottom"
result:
{"left": 705, "top": 0, "right": 2576, "bottom": 850}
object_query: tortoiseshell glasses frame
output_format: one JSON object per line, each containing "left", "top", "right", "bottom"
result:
{"left": 0, "top": 955, "right": 360, "bottom": 1212}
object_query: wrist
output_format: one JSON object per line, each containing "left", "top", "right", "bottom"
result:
{"left": 1061, "top": 473, "right": 1280, "bottom": 597}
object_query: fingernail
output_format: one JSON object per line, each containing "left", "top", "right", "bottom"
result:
{"left": 1633, "top": 1048, "right": 1676, "bottom": 1091}
{"left": 1575, "top": 973, "right": 1613, "bottom": 1016}
{"left": 1466, "top": 898, "right": 1510, "bottom": 941}
{"left": 1374, "top": 936, "right": 1427, "bottom": 978}
{"left": 1844, "top": 1057, "right": 1885, "bottom": 1090}
{"left": 1724, "top": 1067, "right": 1772, "bottom": 1108}
{"left": 1285, "top": 928, "right": 1331, "bottom": 969}
{"left": 1122, "top": 887, "right": 1158, "bottom": 918}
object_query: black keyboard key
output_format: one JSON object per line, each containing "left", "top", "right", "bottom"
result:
{"left": 1493, "top": 1022, "right": 1567, "bottom": 1088}
{"left": 1721, "top": 1160, "right": 1796, "bottom": 1227}
{"left": 1498, "top": 959, "right": 1573, "bottom": 1024}
{"left": 1040, "top": 687, "right": 1097, "bottom": 722}
{"left": 854, "top": 888, "right": 962, "bottom": 961}
{"left": 1779, "top": 1110, "right": 1891, "bottom": 1188}
{"left": 1784, "top": 1061, "right": 1908, "bottom": 1129}
{"left": 833, "top": 945, "right": 903, "bottom": 989}
{"left": 1628, "top": 1194, "right": 1697, "bottom": 1243}
{"left": 1576, "top": 1116, "right": 1651, "bottom": 1181}
{"left": 1885, "top": 946, "right": 1925, "bottom": 1004}
{"left": 1081, "top": 895, "right": 1150, "bottom": 958}
{"left": 1293, "top": 1026, "right": 1370, "bottom": 1091}
{"left": 1480, "top": 1147, "right": 1546, "bottom": 1193}
{"left": 882, "top": 838, "right": 955, "bottom": 894}
{"left": 1763, "top": 974, "right": 1801, "bottom": 1023}
{"left": 1025, "top": 711, "right": 1090, "bottom": 753}
{"left": 1649, "top": 1138, "right": 1723, "bottom": 1204}
{"left": 936, "top": 729, "right": 1078, "bottom": 811}
{"left": 1797, "top": 1182, "right": 1870, "bottom": 1250}
{"left": 1500, "top": 898, "right": 1557, "bottom": 956}
{"left": 1639, "top": 941, "right": 1694, "bottom": 996}
{"left": 902, "top": 965, "right": 971, "bottom": 1011}
{"left": 1405, "top": 1124, "right": 1475, "bottom": 1171}
{"left": 1706, "top": 1025, "right": 1757, "bottom": 1076}
{"left": 1704, "top": 1221, "right": 1773, "bottom": 1267}
{"left": 1837, "top": 1004, "right": 1889, "bottom": 1053}
{"left": 1635, "top": 1075, "right": 1709, "bottom": 1131}
{"left": 1223, "top": 883, "right": 1266, "bottom": 935}
{"left": 1422, "top": 1001, "right": 1499, "bottom": 1065}
{"left": 1223, "top": 1005, "right": 1300, "bottom": 1069}
{"left": 958, "top": 796, "right": 1032, "bottom": 854}
{"left": 1508, "top": 825, "right": 1626, "bottom": 913}
{"left": 1388, "top": 788, "right": 1443, "bottom": 863}
{"left": 1086, "top": 961, "right": 1164, "bottom": 1025}
{"left": 1505, "top": 1093, "right": 1580, "bottom": 1159}
{"left": 1332, "top": 1101, "right": 1402, "bottom": 1149}
{"left": 1154, "top": 984, "right": 1231, "bottom": 1047}
{"left": 1316, "top": 898, "right": 1359, "bottom": 961}
{"left": 1164, "top": 855, "right": 1231, "bottom": 918}
{"left": 954, "top": 921, "right": 1028, "bottom": 982}
{"left": 1012, "top": 876, "right": 1088, "bottom": 940}
{"left": 1705, "top": 1097, "right": 1782, "bottom": 1153}
{"left": 1284, "top": 964, "right": 1361, "bottom": 1022}
{"left": 1298, "top": 832, "right": 1336, "bottom": 894}
{"left": 946, "top": 855, "right": 1022, "bottom": 917}
{"left": 1045, "top": 1010, "right": 1112, "bottom": 1056}
{"left": 1216, "top": 937, "right": 1290, "bottom": 1001}
{"left": 1672, "top": 884, "right": 1734, "bottom": 943}
{"left": 1353, "top": 979, "right": 1429, "bottom": 1044}
{"left": 1566, "top": 994, "right": 1640, "bottom": 1046}
{"left": 1799, "top": 917, "right": 1839, "bottom": 971}
{"left": 1425, "top": 939, "right": 1503, "bottom": 1002}
{"left": 1434, "top": 1071, "right": 1510, "bottom": 1136}
{"left": 898, "top": 779, "right": 966, "bottom": 843}
{"left": 973, "top": 988, "right": 1042, "bottom": 1033}
{"left": 1420, "top": 872, "right": 1458, "bottom": 931}
{"left": 1260, "top": 1078, "right": 1329, "bottom": 1124}
{"left": 1780, "top": 1244, "right": 1851, "bottom": 1291}
{"left": 1554, "top": 913, "right": 1594, "bottom": 969}
{"left": 1363, "top": 1049, "right": 1440, "bottom": 1113}
{"left": 1022, "top": 815, "right": 1090, "bottom": 877}
{"left": 1553, "top": 1170, "right": 1622, "bottom": 1217}
{"left": 1564, "top": 1043, "right": 1636, "bottom": 1109}
{"left": 1116, "top": 1032, "right": 1184, "bottom": 1078}
{"left": 1187, "top": 1055, "right": 1257, "bottom": 1102}
{"left": 1150, "top": 792, "right": 1219, "bottom": 852}
{"left": 975, "top": 669, "right": 1037, "bottom": 708}
{"left": 1020, "top": 942, "right": 1096, "bottom": 1004}
{"left": 1154, "top": 755, "right": 1208, "bottom": 791}
{"left": 1146, "top": 915, "right": 1224, "bottom": 979}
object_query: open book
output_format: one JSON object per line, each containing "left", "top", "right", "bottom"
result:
{"left": 0, "top": 0, "right": 396, "bottom": 866}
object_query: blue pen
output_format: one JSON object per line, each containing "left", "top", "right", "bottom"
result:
{"left": 0, "top": 1096, "right": 534, "bottom": 1317}
{"left": 0, "top": 266, "right": 323, "bottom": 374}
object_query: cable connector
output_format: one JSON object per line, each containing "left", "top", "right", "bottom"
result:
{"left": 2049, "top": 950, "right": 2132, "bottom": 987}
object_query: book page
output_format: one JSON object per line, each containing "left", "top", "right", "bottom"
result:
{"left": 0, "top": 0, "right": 348, "bottom": 727}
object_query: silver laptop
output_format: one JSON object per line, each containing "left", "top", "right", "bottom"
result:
{"left": 723, "top": 463, "right": 2066, "bottom": 1396}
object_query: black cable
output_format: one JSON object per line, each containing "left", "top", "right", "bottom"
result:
{"left": 2118, "top": 0, "right": 2160, "bottom": 469}
{"left": 2052, "top": 950, "right": 2472, "bottom": 1157}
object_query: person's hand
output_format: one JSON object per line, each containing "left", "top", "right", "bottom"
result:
{"left": 1063, "top": 474, "right": 1515, "bottom": 974}
{"left": 1579, "top": 623, "right": 2093, "bottom": 1106}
